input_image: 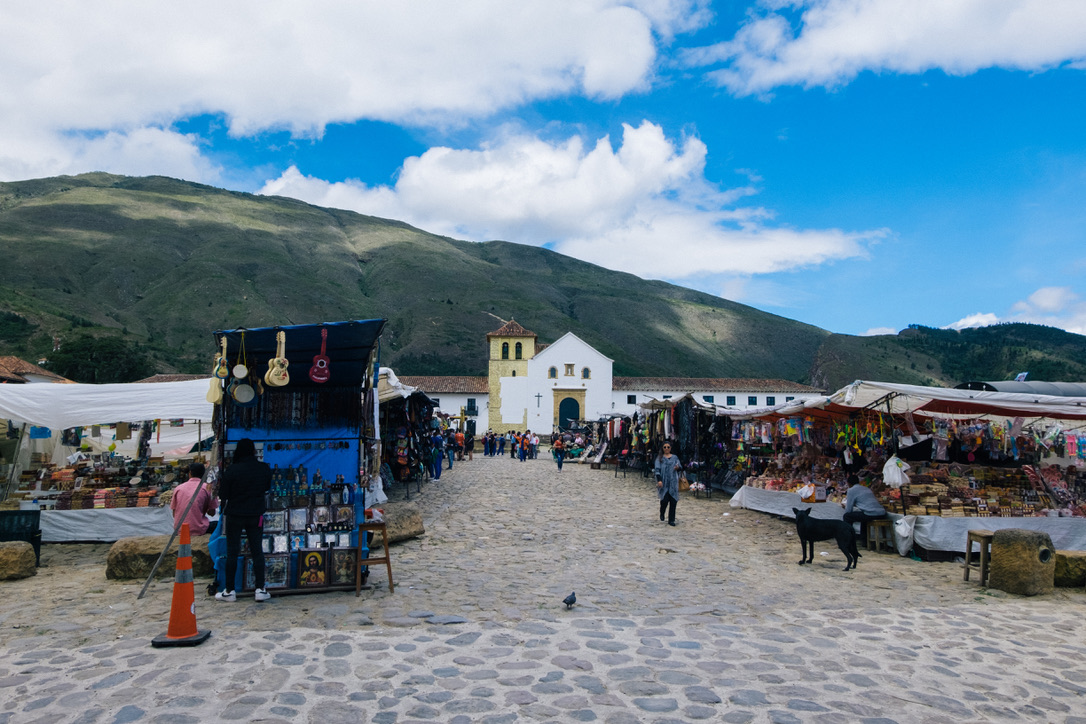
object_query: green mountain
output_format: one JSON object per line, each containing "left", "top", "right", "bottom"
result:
{"left": 2, "top": 173, "right": 1084, "bottom": 390}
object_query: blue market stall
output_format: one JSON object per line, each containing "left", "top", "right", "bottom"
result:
{"left": 210, "top": 319, "right": 386, "bottom": 595}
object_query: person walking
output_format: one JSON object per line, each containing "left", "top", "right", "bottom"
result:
{"left": 216, "top": 438, "right": 272, "bottom": 602}
{"left": 519, "top": 431, "right": 528, "bottom": 462}
{"left": 429, "top": 429, "right": 444, "bottom": 480}
{"left": 497, "top": 432, "right": 505, "bottom": 456}
{"left": 553, "top": 437, "right": 565, "bottom": 471}
{"left": 445, "top": 430, "right": 456, "bottom": 470}
{"left": 464, "top": 430, "right": 474, "bottom": 461}
{"left": 654, "top": 441, "right": 682, "bottom": 526}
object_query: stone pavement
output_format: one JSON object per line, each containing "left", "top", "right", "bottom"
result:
{"left": 2, "top": 453, "right": 1085, "bottom": 723}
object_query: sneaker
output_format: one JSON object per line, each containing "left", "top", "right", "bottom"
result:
{"left": 254, "top": 588, "right": 271, "bottom": 602}
{"left": 214, "top": 590, "right": 236, "bottom": 602}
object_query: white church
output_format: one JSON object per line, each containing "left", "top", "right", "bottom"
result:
{"left": 401, "top": 320, "right": 824, "bottom": 434}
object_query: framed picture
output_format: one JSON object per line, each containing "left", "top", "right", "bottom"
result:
{"left": 310, "top": 506, "right": 332, "bottom": 527}
{"left": 273, "top": 534, "right": 289, "bottom": 554}
{"left": 289, "top": 507, "right": 309, "bottom": 531}
{"left": 263, "top": 510, "right": 286, "bottom": 533}
{"left": 337, "top": 532, "right": 352, "bottom": 548}
{"left": 289, "top": 533, "right": 305, "bottom": 552}
{"left": 334, "top": 505, "right": 354, "bottom": 525}
{"left": 261, "top": 536, "right": 273, "bottom": 554}
{"left": 247, "top": 554, "right": 289, "bottom": 590}
{"left": 297, "top": 549, "right": 328, "bottom": 587}
{"left": 323, "top": 531, "right": 338, "bottom": 546}
{"left": 329, "top": 548, "right": 356, "bottom": 585}
{"left": 240, "top": 537, "right": 250, "bottom": 555}
{"left": 307, "top": 533, "right": 323, "bottom": 549}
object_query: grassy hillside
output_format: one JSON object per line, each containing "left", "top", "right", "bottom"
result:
{"left": 0, "top": 174, "right": 830, "bottom": 381}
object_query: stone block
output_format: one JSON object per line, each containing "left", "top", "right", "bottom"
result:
{"left": 1054, "top": 550, "right": 1086, "bottom": 588}
{"left": 987, "top": 528, "right": 1055, "bottom": 596}
{"left": 377, "top": 503, "right": 424, "bottom": 547}
{"left": 106, "top": 534, "right": 214, "bottom": 580}
{"left": 0, "top": 541, "right": 37, "bottom": 580}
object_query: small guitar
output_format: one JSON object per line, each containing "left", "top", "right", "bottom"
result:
{"left": 308, "top": 328, "right": 330, "bottom": 383}
{"left": 206, "top": 361, "right": 223, "bottom": 404}
{"left": 266, "top": 330, "right": 290, "bottom": 387}
{"left": 214, "top": 336, "right": 229, "bottom": 379}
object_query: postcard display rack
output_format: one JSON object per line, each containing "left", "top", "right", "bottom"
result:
{"left": 212, "top": 319, "right": 386, "bottom": 595}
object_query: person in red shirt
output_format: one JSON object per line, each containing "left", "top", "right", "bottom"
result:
{"left": 169, "top": 462, "right": 218, "bottom": 536}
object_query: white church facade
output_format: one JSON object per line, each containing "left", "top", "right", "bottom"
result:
{"left": 401, "top": 319, "right": 824, "bottom": 434}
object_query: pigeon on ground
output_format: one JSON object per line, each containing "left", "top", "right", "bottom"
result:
{"left": 563, "top": 592, "right": 576, "bottom": 609}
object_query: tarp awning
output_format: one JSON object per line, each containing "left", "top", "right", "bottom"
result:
{"left": 721, "top": 380, "right": 1086, "bottom": 423}
{"left": 0, "top": 378, "right": 215, "bottom": 429}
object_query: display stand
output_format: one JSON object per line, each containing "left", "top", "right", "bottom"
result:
{"left": 356, "top": 521, "right": 394, "bottom": 594}
{"left": 212, "top": 320, "right": 385, "bottom": 596}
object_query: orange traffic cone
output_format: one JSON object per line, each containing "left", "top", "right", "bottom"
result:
{"left": 151, "top": 523, "right": 211, "bottom": 648}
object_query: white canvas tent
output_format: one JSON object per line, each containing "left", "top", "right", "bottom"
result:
{"left": 721, "top": 379, "right": 1086, "bottom": 423}
{"left": 0, "top": 378, "right": 214, "bottom": 429}
{"left": 0, "top": 379, "right": 215, "bottom": 489}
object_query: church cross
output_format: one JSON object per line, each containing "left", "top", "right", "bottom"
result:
{"left": 535, "top": 393, "right": 543, "bottom": 407}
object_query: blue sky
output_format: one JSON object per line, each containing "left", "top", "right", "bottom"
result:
{"left": 3, "top": 1, "right": 1085, "bottom": 336}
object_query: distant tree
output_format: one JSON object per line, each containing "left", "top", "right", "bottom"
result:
{"left": 0, "top": 311, "right": 37, "bottom": 342}
{"left": 44, "top": 334, "right": 155, "bottom": 383}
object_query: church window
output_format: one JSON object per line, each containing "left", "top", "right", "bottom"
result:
{"left": 515, "top": 342, "right": 523, "bottom": 359}
{"left": 786, "top": 396, "right": 795, "bottom": 402}
{"left": 564, "top": 364, "right": 574, "bottom": 376}
{"left": 766, "top": 396, "right": 776, "bottom": 405}
{"left": 548, "top": 366, "right": 557, "bottom": 379}
{"left": 512, "top": 370, "right": 516, "bottom": 377}
{"left": 726, "top": 396, "right": 736, "bottom": 406}
{"left": 703, "top": 395, "right": 714, "bottom": 403}
{"left": 748, "top": 396, "right": 757, "bottom": 406}
{"left": 501, "top": 342, "right": 509, "bottom": 360}
{"left": 581, "top": 367, "right": 591, "bottom": 379}
{"left": 626, "top": 394, "right": 636, "bottom": 404}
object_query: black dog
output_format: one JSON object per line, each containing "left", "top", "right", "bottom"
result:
{"left": 792, "top": 507, "right": 860, "bottom": 571}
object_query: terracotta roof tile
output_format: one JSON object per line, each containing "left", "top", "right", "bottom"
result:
{"left": 486, "top": 319, "right": 536, "bottom": 338}
{"left": 398, "top": 376, "right": 490, "bottom": 394}
{"left": 0, "top": 356, "right": 72, "bottom": 383}
{"left": 613, "top": 377, "right": 823, "bottom": 393}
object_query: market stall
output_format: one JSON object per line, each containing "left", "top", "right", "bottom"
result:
{"left": 726, "top": 380, "right": 1086, "bottom": 553}
{"left": 0, "top": 379, "right": 214, "bottom": 541}
{"left": 637, "top": 395, "right": 733, "bottom": 494}
{"left": 377, "top": 367, "right": 435, "bottom": 498}
{"left": 211, "top": 319, "right": 385, "bottom": 594}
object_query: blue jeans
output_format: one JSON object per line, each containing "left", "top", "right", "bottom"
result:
{"left": 447, "top": 449, "right": 454, "bottom": 469}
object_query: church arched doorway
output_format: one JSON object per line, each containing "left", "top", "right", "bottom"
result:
{"left": 557, "top": 397, "right": 580, "bottom": 431}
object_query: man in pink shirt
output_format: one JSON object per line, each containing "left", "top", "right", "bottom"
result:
{"left": 169, "top": 462, "right": 218, "bottom": 535}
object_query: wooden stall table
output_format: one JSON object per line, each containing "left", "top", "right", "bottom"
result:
{"left": 356, "top": 521, "right": 394, "bottom": 595}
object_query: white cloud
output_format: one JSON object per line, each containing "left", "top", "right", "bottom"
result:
{"left": 259, "top": 121, "right": 886, "bottom": 280}
{"left": 945, "top": 313, "right": 1003, "bottom": 330}
{"left": 945, "top": 287, "right": 1086, "bottom": 334}
{"left": 685, "top": 0, "right": 1086, "bottom": 95}
{"left": 0, "top": 126, "right": 220, "bottom": 184}
{"left": 862, "top": 327, "right": 899, "bottom": 336}
{"left": 0, "top": 0, "right": 707, "bottom": 181}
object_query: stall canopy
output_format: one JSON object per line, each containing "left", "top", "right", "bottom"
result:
{"left": 0, "top": 378, "right": 214, "bottom": 429}
{"left": 721, "top": 380, "right": 1086, "bottom": 423}
{"left": 378, "top": 367, "right": 419, "bottom": 404}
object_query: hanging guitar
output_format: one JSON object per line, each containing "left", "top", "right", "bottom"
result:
{"left": 207, "top": 336, "right": 228, "bottom": 404}
{"left": 213, "top": 336, "right": 229, "bottom": 379}
{"left": 308, "top": 328, "right": 331, "bottom": 383}
{"left": 265, "top": 330, "right": 290, "bottom": 387}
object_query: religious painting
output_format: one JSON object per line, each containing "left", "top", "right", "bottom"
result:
{"left": 329, "top": 548, "right": 356, "bottom": 585}
{"left": 298, "top": 549, "right": 327, "bottom": 587}
{"left": 263, "top": 510, "right": 286, "bottom": 533}
{"left": 289, "top": 507, "right": 309, "bottom": 531}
